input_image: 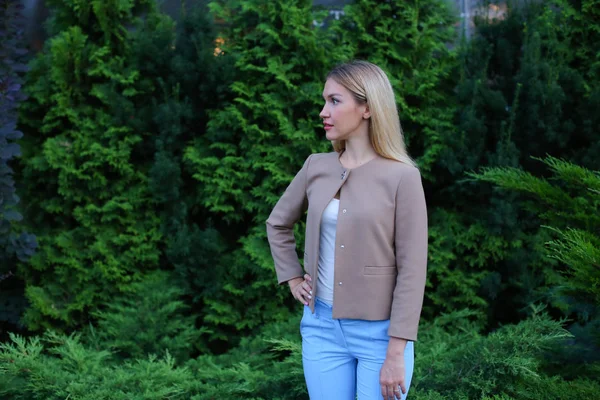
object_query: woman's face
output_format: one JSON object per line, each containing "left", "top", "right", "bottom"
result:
{"left": 319, "top": 78, "right": 370, "bottom": 142}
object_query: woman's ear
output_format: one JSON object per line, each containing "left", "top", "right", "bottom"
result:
{"left": 363, "top": 105, "right": 371, "bottom": 120}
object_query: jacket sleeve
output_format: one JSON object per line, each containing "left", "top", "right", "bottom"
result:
{"left": 388, "top": 166, "right": 428, "bottom": 341}
{"left": 266, "top": 154, "right": 313, "bottom": 284}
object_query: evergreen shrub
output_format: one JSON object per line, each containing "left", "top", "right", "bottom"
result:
{"left": 2, "top": 312, "right": 598, "bottom": 400}
{"left": 88, "top": 270, "right": 204, "bottom": 363}
{"left": 471, "top": 156, "right": 600, "bottom": 375}
{"left": 16, "top": 0, "right": 164, "bottom": 331}
{"left": 182, "top": 0, "right": 335, "bottom": 344}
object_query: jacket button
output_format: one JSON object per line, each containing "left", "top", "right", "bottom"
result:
{"left": 338, "top": 282, "right": 342, "bottom": 285}
{"left": 340, "top": 244, "right": 344, "bottom": 248}
{"left": 342, "top": 209, "right": 347, "bottom": 213}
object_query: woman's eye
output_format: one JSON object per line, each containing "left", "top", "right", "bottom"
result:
{"left": 331, "top": 98, "right": 339, "bottom": 105}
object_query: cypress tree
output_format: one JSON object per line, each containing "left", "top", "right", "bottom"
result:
{"left": 429, "top": 0, "right": 600, "bottom": 328}
{"left": 129, "top": 1, "right": 236, "bottom": 351}
{"left": 183, "top": 0, "right": 335, "bottom": 344}
{"left": 471, "top": 156, "right": 600, "bottom": 377}
{"left": 16, "top": 0, "right": 164, "bottom": 330}
{"left": 90, "top": 270, "right": 203, "bottom": 362}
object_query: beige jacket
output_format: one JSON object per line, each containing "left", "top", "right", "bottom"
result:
{"left": 266, "top": 151, "right": 428, "bottom": 340}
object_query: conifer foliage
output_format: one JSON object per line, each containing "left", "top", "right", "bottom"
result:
{"left": 1, "top": 0, "right": 599, "bottom": 398}
{"left": 424, "top": 0, "right": 600, "bottom": 328}
{"left": 472, "top": 156, "right": 600, "bottom": 367}
{"left": 17, "top": 0, "right": 163, "bottom": 330}
{"left": 183, "top": 0, "right": 335, "bottom": 340}
{"left": 131, "top": 2, "right": 236, "bottom": 350}
{"left": 3, "top": 310, "right": 598, "bottom": 399}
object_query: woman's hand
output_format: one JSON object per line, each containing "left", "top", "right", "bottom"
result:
{"left": 380, "top": 337, "right": 407, "bottom": 399}
{"left": 288, "top": 274, "right": 312, "bottom": 305}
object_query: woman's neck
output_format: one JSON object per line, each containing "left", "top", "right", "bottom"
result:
{"left": 340, "top": 138, "right": 377, "bottom": 169}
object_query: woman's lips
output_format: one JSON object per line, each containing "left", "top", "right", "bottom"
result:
{"left": 324, "top": 123, "right": 333, "bottom": 131}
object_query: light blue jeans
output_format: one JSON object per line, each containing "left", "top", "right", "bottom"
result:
{"left": 300, "top": 299, "right": 414, "bottom": 400}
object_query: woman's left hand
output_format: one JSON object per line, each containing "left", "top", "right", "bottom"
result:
{"left": 380, "top": 353, "right": 406, "bottom": 400}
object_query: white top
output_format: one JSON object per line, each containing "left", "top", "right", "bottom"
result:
{"left": 316, "top": 198, "right": 339, "bottom": 305}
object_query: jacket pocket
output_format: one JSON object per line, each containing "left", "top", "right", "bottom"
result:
{"left": 364, "top": 266, "right": 396, "bottom": 275}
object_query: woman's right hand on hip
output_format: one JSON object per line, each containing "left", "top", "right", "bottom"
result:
{"left": 288, "top": 274, "right": 313, "bottom": 306}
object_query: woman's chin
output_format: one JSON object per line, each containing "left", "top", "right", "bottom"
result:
{"left": 325, "top": 131, "right": 339, "bottom": 141}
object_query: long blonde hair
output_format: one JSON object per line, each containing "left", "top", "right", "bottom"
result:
{"left": 326, "top": 60, "right": 416, "bottom": 167}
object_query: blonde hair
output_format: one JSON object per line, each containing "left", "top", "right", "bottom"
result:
{"left": 326, "top": 60, "right": 416, "bottom": 167}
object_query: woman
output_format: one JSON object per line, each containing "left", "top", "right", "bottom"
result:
{"left": 266, "top": 60, "right": 428, "bottom": 400}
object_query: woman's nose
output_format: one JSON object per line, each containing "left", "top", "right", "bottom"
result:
{"left": 319, "top": 105, "right": 328, "bottom": 119}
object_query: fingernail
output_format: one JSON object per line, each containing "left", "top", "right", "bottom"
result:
{"left": 309, "top": 290, "right": 312, "bottom": 295}
{"left": 308, "top": 295, "right": 312, "bottom": 299}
